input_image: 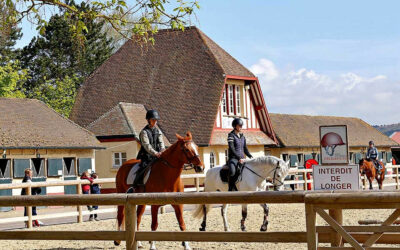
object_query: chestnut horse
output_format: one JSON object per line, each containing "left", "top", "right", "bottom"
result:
{"left": 114, "top": 132, "right": 203, "bottom": 250}
{"left": 359, "top": 158, "right": 385, "bottom": 190}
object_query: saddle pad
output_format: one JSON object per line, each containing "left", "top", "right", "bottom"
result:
{"left": 126, "top": 163, "right": 151, "bottom": 185}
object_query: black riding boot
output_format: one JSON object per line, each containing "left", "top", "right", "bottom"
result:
{"left": 228, "top": 175, "right": 238, "bottom": 191}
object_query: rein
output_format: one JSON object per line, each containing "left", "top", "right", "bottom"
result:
{"left": 159, "top": 140, "right": 199, "bottom": 170}
{"left": 244, "top": 161, "right": 284, "bottom": 187}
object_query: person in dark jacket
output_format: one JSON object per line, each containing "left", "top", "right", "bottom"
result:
{"left": 130, "top": 109, "right": 165, "bottom": 192}
{"left": 21, "top": 168, "right": 41, "bottom": 227}
{"left": 89, "top": 173, "right": 101, "bottom": 221}
{"left": 227, "top": 118, "right": 253, "bottom": 191}
{"left": 366, "top": 140, "right": 381, "bottom": 171}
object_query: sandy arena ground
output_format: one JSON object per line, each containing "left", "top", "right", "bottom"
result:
{"left": 2, "top": 203, "right": 399, "bottom": 250}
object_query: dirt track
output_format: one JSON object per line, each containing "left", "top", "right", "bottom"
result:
{"left": 3, "top": 203, "right": 399, "bottom": 250}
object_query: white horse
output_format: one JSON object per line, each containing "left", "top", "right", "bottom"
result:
{"left": 193, "top": 156, "right": 290, "bottom": 232}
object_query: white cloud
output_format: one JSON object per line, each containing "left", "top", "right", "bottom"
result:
{"left": 251, "top": 58, "right": 398, "bottom": 125}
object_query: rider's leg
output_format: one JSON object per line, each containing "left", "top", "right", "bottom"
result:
{"left": 228, "top": 160, "right": 237, "bottom": 191}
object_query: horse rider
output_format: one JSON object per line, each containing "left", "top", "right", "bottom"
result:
{"left": 366, "top": 140, "right": 381, "bottom": 171}
{"left": 227, "top": 118, "right": 253, "bottom": 191}
{"left": 130, "top": 109, "right": 165, "bottom": 192}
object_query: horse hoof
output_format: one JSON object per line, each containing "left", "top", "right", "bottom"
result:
{"left": 241, "top": 228, "right": 247, "bottom": 232}
{"left": 113, "top": 240, "right": 120, "bottom": 246}
{"left": 260, "top": 225, "right": 268, "bottom": 231}
{"left": 199, "top": 227, "right": 205, "bottom": 231}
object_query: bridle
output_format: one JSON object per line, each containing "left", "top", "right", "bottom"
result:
{"left": 244, "top": 160, "right": 284, "bottom": 188}
{"left": 160, "top": 140, "right": 201, "bottom": 170}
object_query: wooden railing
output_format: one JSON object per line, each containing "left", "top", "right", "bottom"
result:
{"left": 0, "top": 174, "right": 203, "bottom": 228}
{"left": 2, "top": 191, "right": 400, "bottom": 249}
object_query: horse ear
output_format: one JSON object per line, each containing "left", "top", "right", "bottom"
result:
{"left": 176, "top": 134, "right": 184, "bottom": 141}
{"left": 186, "top": 131, "right": 192, "bottom": 140}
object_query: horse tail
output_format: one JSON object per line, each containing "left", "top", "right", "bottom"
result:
{"left": 192, "top": 204, "right": 211, "bottom": 219}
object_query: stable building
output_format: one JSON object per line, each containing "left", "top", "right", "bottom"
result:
{"left": 0, "top": 98, "right": 102, "bottom": 201}
{"left": 70, "top": 27, "right": 278, "bottom": 180}
{"left": 268, "top": 113, "right": 399, "bottom": 167}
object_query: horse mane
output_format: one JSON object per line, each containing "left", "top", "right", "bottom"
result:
{"left": 246, "top": 155, "right": 281, "bottom": 166}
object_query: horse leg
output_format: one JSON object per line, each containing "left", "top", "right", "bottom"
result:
{"left": 136, "top": 205, "right": 146, "bottom": 249}
{"left": 199, "top": 205, "right": 207, "bottom": 231}
{"left": 368, "top": 177, "right": 373, "bottom": 190}
{"left": 260, "top": 203, "right": 269, "bottom": 232}
{"left": 114, "top": 205, "right": 126, "bottom": 246}
{"left": 172, "top": 204, "right": 191, "bottom": 250}
{"left": 221, "top": 204, "right": 230, "bottom": 232}
{"left": 150, "top": 205, "right": 160, "bottom": 250}
{"left": 240, "top": 204, "right": 247, "bottom": 232}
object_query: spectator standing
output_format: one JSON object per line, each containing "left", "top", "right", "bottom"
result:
{"left": 21, "top": 169, "right": 42, "bottom": 227}
{"left": 80, "top": 171, "right": 93, "bottom": 216}
{"left": 89, "top": 173, "right": 101, "bottom": 221}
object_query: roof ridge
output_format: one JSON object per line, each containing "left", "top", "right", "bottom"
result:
{"left": 33, "top": 99, "right": 99, "bottom": 140}
{"left": 119, "top": 103, "right": 139, "bottom": 136}
{"left": 86, "top": 104, "right": 122, "bottom": 129}
{"left": 270, "top": 113, "right": 359, "bottom": 119}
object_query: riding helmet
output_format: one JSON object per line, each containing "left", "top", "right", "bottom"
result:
{"left": 369, "top": 140, "right": 374, "bottom": 145}
{"left": 232, "top": 118, "right": 244, "bottom": 128}
{"left": 146, "top": 109, "right": 160, "bottom": 120}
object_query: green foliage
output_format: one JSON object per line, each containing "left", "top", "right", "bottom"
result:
{"left": 18, "top": 1, "right": 114, "bottom": 114}
{"left": 2, "top": 0, "right": 199, "bottom": 45}
{"left": 0, "top": 1, "right": 22, "bottom": 65}
{"left": 32, "top": 75, "right": 77, "bottom": 117}
{"left": 0, "top": 61, "right": 27, "bottom": 98}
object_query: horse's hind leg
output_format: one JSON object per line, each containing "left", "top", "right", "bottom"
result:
{"left": 240, "top": 204, "right": 247, "bottom": 232}
{"left": 260, "top": 203, "right": 269, "bottom": 231}
{"left": 199, "top": 205, "right": 207, "bottom": 231}
{"left": 369, "top": 177, "right": 373, "bottom": 190}
{"left": 221, "top": 204, "right": 230, "bottom": 232}
{"left": 172, "top": 204, "right": 191, "bottom": 250}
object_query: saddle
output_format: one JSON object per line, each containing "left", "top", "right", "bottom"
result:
{"left": 126, "top": 160, "right": 154, "bottom": 192}
{"left": 219, "top": 163, "right": 244, "bottom": 184}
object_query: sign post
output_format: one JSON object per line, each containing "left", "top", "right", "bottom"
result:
{"left": 314, "top": 125, "right": 360, "bottom": 247}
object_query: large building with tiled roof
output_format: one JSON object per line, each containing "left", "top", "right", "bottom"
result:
{"left": 0, "top": 98, "right": 102, "bottom": 199}
{"left": 70, "top": 26, "right": 277, "bottom": 176}
{"left": 268, "top": 113, "right": 398, "bottom": 167}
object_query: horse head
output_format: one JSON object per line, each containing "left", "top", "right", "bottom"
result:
{"left": 272, "top": 159, "right": 290, "bottom": 191}
{"left": 176, "top": 131, "right": 204, "bottom": 173}
{"left": 358, "top": 159, "right": 365, "bottom": 174}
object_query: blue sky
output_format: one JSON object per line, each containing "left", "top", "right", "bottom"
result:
{"left": 17, "top": 0, "right": 400, "bottom": 125}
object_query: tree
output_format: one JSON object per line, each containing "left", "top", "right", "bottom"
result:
{"left": 0, "top": 1, "right": 22, "bottom": 65}
{"left": 3, "top": 0, "right": 199, "bottom": 45}
{"left": 19, "top": 1, "right": 114, "bottom": 93}
{"left": 0, "top": 61, "right": 27, "bottom": 98}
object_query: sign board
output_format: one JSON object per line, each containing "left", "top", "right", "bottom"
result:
{"left": 320, "top": 125, "right": 349, "bottom": 165}
{"left": 313, "top": 165, "right": 360, "bottom": 191}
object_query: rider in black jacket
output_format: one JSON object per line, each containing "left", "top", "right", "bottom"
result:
{"left": 227, "top": 118, "right": 253, "bottom": 191}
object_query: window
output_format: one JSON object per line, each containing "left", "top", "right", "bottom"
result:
{"left": 210, "top": 152, "right": 215, "bottom": 168}
{"left": 222, "top": 88, "right": 227, "bottom": 114}
{"left": 229, "top": 85, "right": 234, "bottom": 114}
{"left": 113, "top": 152, "right": 127, "bottom": 168}
{"left": 225, "top": 149, "right": 229, "bottom": 163}
{"left": 235, "top": 85, "right": 241, "bottom": 114}
{"left": 282, "top": 154, "right": 288, "bottom": 162}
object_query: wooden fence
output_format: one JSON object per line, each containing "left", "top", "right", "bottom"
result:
{"left": 0, "top": 174, "right": 203, "bottom": 228}
{"left": 1, "top": 191, "right": 400, "bottom": 249}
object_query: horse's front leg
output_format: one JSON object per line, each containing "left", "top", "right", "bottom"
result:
{"left": 150, "top": 205, "right": 160, "bottom": 250}
{"left": 136, "top": 205, "right": 146, "bottom": 249}
{"left": 240, "top": 204, "right": 247, "bottom": 232}
{"left": 199, "top": 205, "right": 207, "bottom": 231}
{"left": 260, "top": 203, "right": 269, "bottom": 231}
{"left": 221, "top": 204, "right": 230, "bottom": 232}
{"left": 368, "top": 177, "right": 373, "bottom": 190}
{"left": 172, "top": 204, "right": 191, "bottom": 250}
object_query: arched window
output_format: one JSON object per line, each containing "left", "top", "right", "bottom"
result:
{"left": 210, "top": 152, "right": 215, "bottom": 168}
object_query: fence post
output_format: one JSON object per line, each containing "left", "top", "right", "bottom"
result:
{"left": 302, "top": 172, "right": 307, "bottom": 191}
{"left": 76, "top": 184, "right": 83, "bottom": 223}
{"left": 125, "top": 202, "right": 137, "bottom": 250}
{"left": 26, "top": 186, "right": 33, "bottom": 229}
{"left": 396, "top": 167, "right": 399, "bottom": 190}
{"left": 329, "top": 209, "right": 343, "bottom": 247}
{"left": 305, "top": 203, "right": 317, "bottom": 250}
